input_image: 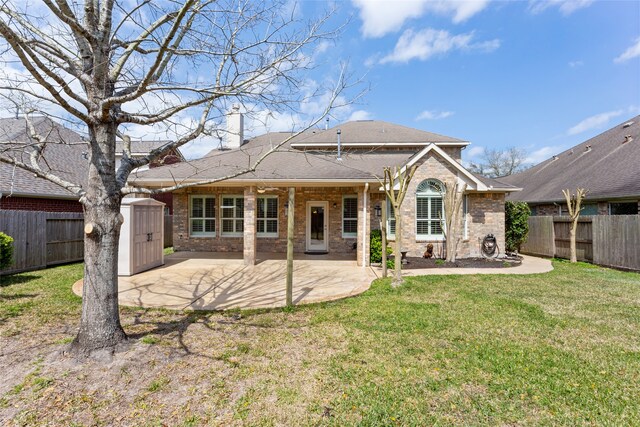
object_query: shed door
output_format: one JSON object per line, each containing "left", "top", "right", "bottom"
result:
{"left": 132, "top": 205, "right": 163, "bottom": 273}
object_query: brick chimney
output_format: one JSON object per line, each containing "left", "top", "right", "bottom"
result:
{"left": 225, "top": 104, "right": 244, "bottom": 149}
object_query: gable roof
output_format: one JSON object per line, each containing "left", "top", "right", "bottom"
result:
{"left": 131, "top": 123, "right": 518, "bottom": 192}
{"left": 0, "top": 117, "right": 89, "bottom": 199}
{"left": 290, "top": 120, "right": 468, "bottom": 148}
{"left": 502, "top": 115, "right": 640, "bottom": 203}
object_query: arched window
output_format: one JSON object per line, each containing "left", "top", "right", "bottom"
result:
{"left": 416, "top": 179, "right": 444, "bottom": 238}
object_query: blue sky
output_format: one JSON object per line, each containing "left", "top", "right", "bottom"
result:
{"left": 1, "top": 0, "right": 637, "bottom": 167}
{"left": 299, "top": 0, "right": 640, "bottom": 166}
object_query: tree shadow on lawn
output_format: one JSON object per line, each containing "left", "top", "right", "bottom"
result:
{"left": 121, "top": 304, "right": 308, "bottom": 360}
{"left": 0, "top": 293, "right": 39, "bottom": 301}
{"left": 0, "top": 274, "right": 42, "bottom": 287}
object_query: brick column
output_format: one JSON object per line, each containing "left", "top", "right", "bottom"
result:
{"left": 356, "top": 185, "right": 371, "bottom": 266}
{"left": 243, "top": 186, "right": 257, "bottom": 266}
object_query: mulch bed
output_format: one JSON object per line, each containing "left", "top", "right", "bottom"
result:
{"left": 400, "top": 256, "right": 522, "bottom": 269}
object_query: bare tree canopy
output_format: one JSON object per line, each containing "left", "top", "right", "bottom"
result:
{"left": 0, "top": 0, "right": 355, "bottom": 355}
{"left": 468, "top": 147, "right": 528, "bottom": 178}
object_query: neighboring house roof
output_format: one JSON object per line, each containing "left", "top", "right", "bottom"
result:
{"left": 131, "top": 121, "right": 518, "bottom": 192}
{"left": 115, "top": 139, "right": 185, "bottom": 160}
{"left": 0, "top": 118, "right": 184, "bottom": 200}
{"left": 0, "top": 117, "right": 89, "bottom": 200}
{"left": 502, "top": 116, "right": 640, "bottom": 203}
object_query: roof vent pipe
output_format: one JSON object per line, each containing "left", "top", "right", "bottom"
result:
{"left": 623, "top": 135, "right": 633, "bottom": 144}
{"left": 585, "top": 145, "right": 592, "bottom": 152}
{"left": 337, "top": 129, "right": 342, "bottom": 161}
{"left": 325, "top": 117, "right": 329, "bottom": 130}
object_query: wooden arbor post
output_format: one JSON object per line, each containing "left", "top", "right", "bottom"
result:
{"left": 286, "top": 187, "right": 295, "bottom": 306}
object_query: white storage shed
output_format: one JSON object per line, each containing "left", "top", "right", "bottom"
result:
{"left": 118, "top": 198, "right": 165, "bottom": 276}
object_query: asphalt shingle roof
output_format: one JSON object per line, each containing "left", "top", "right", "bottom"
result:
{"left": 131, "top": 121, "right": 515, "bottom": 191}
{"left": 0, "top": 117, "right": 88, "bottom": 199}
{"left": 115, "top": 139, "right": 183, "bottom": 158}
{"left": 291, "top": 120, "right": 467, "bottom": 145}
{"left": 502, "top": 115, "right": 640, "bottom": 203}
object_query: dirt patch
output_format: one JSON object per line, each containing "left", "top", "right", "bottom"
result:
{"left": 0, "top": 309, "right": 347, "bottom": 426}
{"left": 402, "top": 256, "right": 522, "bottom": 270}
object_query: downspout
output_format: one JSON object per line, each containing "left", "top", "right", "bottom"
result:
{"left": 362, "top": 183, "right": 369, "bottom": 267}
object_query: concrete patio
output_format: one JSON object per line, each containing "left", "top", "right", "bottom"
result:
{"left": 72, "top": 253, "right": 554, "bottom": 311}
{"left": 74, "top": 252, "right": 376, "bottom": 310}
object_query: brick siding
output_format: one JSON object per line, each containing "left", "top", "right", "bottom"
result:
{"left": 0, "top": 196, "right": 83, "bottom": 213}
{"left": 531, "top": 200, "right": 639, "bottom": 216}
{"left": 172, "top": 186, "right": 363, "bottom": 258}
{"left": 171, "top": 151, "right": 507, "bottom": 262}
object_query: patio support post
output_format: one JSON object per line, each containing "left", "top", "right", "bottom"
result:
{"left": 357, "top": 185, "right": 371, "bottom": 267}
{"left": 243, "top": 186, "right": 257, "bottom": 266}
{"left": 286, "top": 187, "right": 295, "bottom": 306}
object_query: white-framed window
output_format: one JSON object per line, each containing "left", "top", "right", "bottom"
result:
{"left": 416, "top": 179, "right": 444, "bottom": 239}
{"left": 257, "top": 196, "right": 278, "bottom": 237}
{"left": 190, "top": 195, "right": 216, "bottom": 237}
{"left": 386, "top": 198, "right": 396, "bottom": 239}
{"left": 221, "top": 195, "right": 244, "bottom": 236}
{"left": 342, "top": 195, "right": 358, "bottom": 238}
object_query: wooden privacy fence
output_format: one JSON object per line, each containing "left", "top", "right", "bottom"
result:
{"left": 0, "top": 210, "right": 84, "bottom": 275}
{"left": 521, "top": 215, "right": 640, "bottom": 271}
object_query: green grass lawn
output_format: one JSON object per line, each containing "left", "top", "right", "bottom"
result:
{"left": 1, "top": 260, "right": 639, "bottom": 425}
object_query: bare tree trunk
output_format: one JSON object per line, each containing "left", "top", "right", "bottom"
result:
{"left": 393, "top": 209, "right": 402, "bottom": 286}
{"left": 569, "top": 221, "right": 577, "bottom": 263}
{"left": 563, "top": 188, "right": 586, "bottom": 264}
{"left": 71, "top": 123, "right": 126, "bottom": 354}
{"left": 442, "top": 181, "right": 466, "bottom": 263}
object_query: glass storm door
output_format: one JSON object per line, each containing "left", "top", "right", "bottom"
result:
{"left": 306, "top": 201, "right": 328, "bottom": 252}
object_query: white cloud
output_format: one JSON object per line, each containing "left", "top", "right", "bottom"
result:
{"left": 528, "top": 0, "right": 594, "bottom": 15}
{"left": 567, "top": 110, "right": 624, "bottom": 135}
{"left": 416, "top": 110, "right": 454, "bottom": 120}
{"left": 380, "top": 28, "right": 499, "bottom": 64}
{"left": 466, "top": 146, "right": 485, "bottom": 157}
{"left": 352, "top": 0, "right": 490, "bottom": 38}
{"left": 525, "top": 146, "right": 559, "bottom": 164}
{"left": 568, "top": 60, "right": 583, "bottom": 67}
{"left": 347, "top": 110, "right": 373, "bottom": 121}
{"left": 614, "top": 37, "right": 640, "bottom": 64}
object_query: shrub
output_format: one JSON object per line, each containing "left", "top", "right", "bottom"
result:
{"left": 505, "top": 201, "right": 531, "bottom": 252}
{"left": 370, "top": 229, "right": 394, "bottom": 268}
{"left": 0, "top": 232, "right": 14, "bottom": 270}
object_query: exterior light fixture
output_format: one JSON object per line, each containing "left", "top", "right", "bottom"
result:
{"left": 374, "top": 203, "right": 382, "bottom": 217}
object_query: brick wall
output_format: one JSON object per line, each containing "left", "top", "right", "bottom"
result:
{"left": 172, "top": 186, "right": 363, "bottom": 258}
{"left": 0, "top": 196, "right": 83, "bottom": 213}
{"left": 368, "top": 152, "right": 506, "bottom": 259}
{"left": 464, "top": 193, "right": 506, "bottom": 258}
{"left": 171, "top": 151, "right": 507, "bottom": 261}
{"left": 532, "top": 200, "right": 639, "bottom": 216}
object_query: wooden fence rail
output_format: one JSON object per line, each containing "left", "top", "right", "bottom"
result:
{"left": 1, "top": 210, "right": 85, "bottom": 275}
{"left": 521, "top": 215, "right": 640, "bottom": 271}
